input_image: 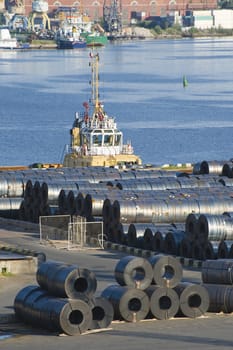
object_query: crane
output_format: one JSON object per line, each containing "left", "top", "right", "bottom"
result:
{"left": 103, "top": 0, "right": 122, "bottom": 35}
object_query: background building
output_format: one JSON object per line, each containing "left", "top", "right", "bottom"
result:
{"left": 4, "top": 0, "right": 218, "bottom": 21}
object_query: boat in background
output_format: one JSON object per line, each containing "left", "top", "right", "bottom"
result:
{"left": 0, "top": 27, "right": 18, "bottom": 49}
{"left": 81, "top": 31, "right": 108, "bottom": 47}
{"left": 56, "top": 25, "right": 87, "bottom": 49}
{"left": 80, "top": 24, "right": 108, "bottom": 47}
{"left": 63, "top": 52, "right": 141, "bottom": 167}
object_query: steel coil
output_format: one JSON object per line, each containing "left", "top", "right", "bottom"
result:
{"left": 191, "top": 241, "right": 205, "bottom": 260}
{"left": 203, "top": 241, "right": 219, "bottom": 260}
{"left": 152, "top": 230, "right": 167, "bottom": 252}
{"left": 185, "top": 213, "right": 200, "bottom": 242}
{"left": 202, "top": 259, "right": 233, "bottom": 285}
{"left": 35, "top": 296, "right": 92, "bottom": 335}
{"left": 114, "top": 255, "right": 153, "bottom": 290}
{"left": 14, "top": 285, "right": 43, "bottom": 320}
{"left": 217, "top": 240, "right": 232, "bottom": 259}
{"left": 163, "top": 230, "right": 186, "bottom": 256}
{"left": 200, "top": 160, "right": 226, "bottom": 175}
{"left": 101, "top": 285, "right": 150, "bottom": 322}
{"left": 228, "top": 243, "right": 233, "bottom": 258}
{"left": 174, "top": 282, "right": 209, "bottom": 318}
{"left": 197, "top": 214, "right": 233, "bottom": 244}
{"left": 36, "top": 261, "right": 97, "bottom": 299}
{"left": 149, "top": 254, "right": 183, "bottom": 288}
{"left": 88, "top": 297, "right": 114, "bottom": 329}
{"left": 179, "top": 237, "right": 192, "bottom": 258}
{"left": 202, "top": 283, "right": 233, "bottom": 313}
{"left": 145, "top": 285, "right": 179, "bottom": 320}
{"left": 0, "top": 197, "right": 23, "bottom": 219}
{"left": 222, "top": 163, "right": 233, "bottom": 178}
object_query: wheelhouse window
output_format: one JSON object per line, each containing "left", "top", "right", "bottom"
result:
{"left": 115, "top": 134, "right": 122, "bottom": 146}
{"left": 92, "top": 134, "right": 102, "bottom": 146}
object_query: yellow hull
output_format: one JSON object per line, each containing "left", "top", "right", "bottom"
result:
{"left": 63, "top": 153, "right": 142, "bottom": 167}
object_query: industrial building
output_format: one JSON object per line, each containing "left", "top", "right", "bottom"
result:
{"left": 3, "top": 0, "right": 218, "bottom": 21}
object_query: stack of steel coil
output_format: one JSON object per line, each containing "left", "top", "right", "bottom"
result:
{"left": 102, "top": 255, "right": 209, "bottom": 321}
{"left": 14, "top": 261, "right": 114, "bottom": 335}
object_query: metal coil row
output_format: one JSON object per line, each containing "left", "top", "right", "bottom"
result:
{"left": 186, "top": 213, "right": 233, "bottom": 244}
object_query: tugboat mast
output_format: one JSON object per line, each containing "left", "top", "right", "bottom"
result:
{"left": 90, "top": 52, "right": 101, "bottom": 113}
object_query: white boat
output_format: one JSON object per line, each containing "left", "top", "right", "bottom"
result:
{"left": 0, "top": 27, "right": 18, "bottom": 49}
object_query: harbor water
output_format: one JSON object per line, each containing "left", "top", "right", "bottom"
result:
{"left": 0, "top": 37, "right": 232, "bottom": 167}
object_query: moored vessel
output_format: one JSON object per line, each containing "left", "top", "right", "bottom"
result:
{"left": 63, "top": 51, "right": 142, "bottom": 168}
{"left": 0, "top": 27, "right": 18, "bottom": 49}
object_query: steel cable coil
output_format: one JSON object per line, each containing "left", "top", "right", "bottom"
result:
{"left": 149, "top": 254, "right": 183, "bottom": 288}
{"left": 88, "top": 296, "right": 114, "bottom": 329}
{"left": 145, "top": 285, "right": 179, "bottom": 320}
{"left": 101, "top": 285, "right": 150, "bottom": 322}
{"left": 36, "top": 261, "right": 97, "bottom": 299}
{"left": 202, "top": 259, "right": 233, "bottom": 285}
{"left": 202, "top": 283, "right": 233, "bottom": 313}
{"left": 174, "top": 282, "right": 209, "bottom": 318}
{"left": 114, "top": 255, "right": 153, "bottom": 290}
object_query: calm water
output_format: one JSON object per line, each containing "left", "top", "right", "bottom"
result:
{"left": 0, "top": 37, "right": 232, "bottom": 166}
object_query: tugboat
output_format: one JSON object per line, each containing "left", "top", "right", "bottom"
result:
{"left": 63, "top": 52, "right": 142, "bottom": 167}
